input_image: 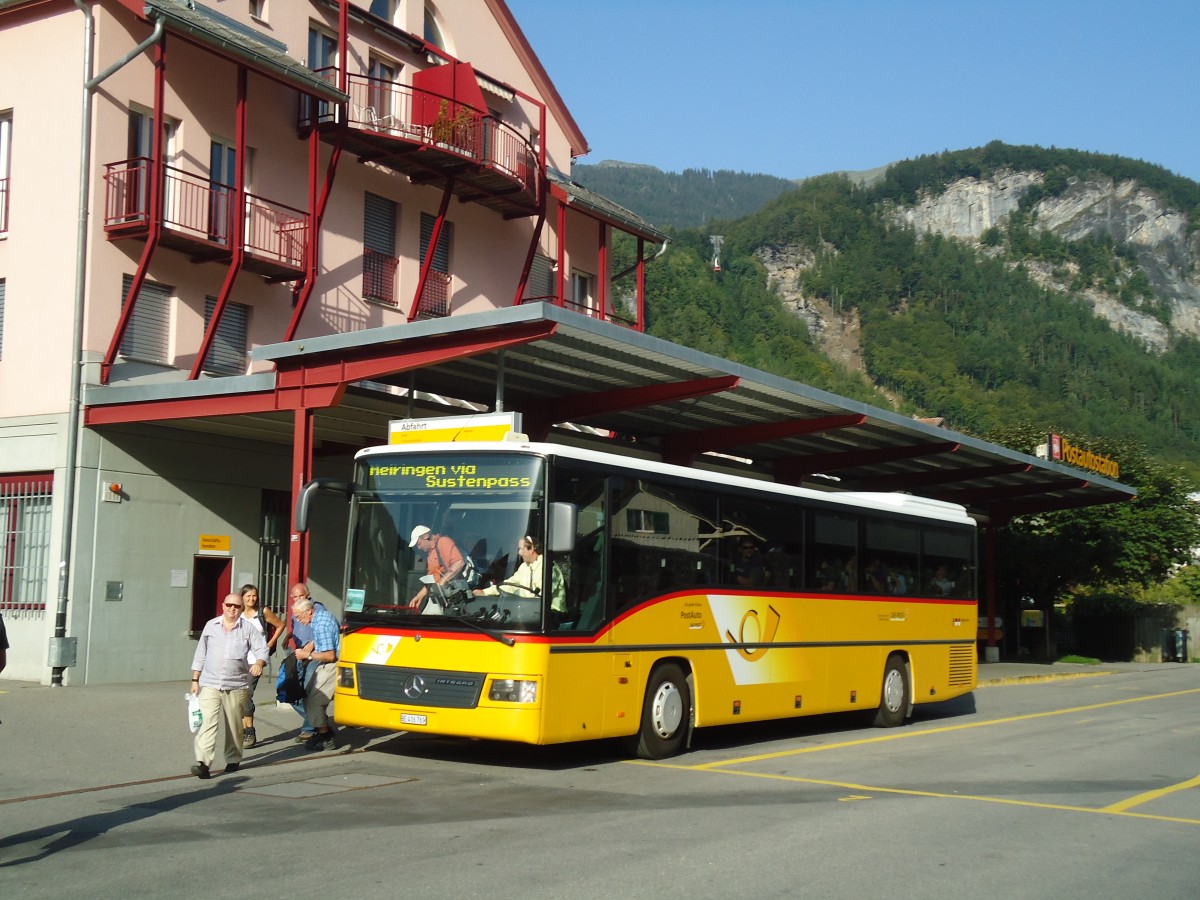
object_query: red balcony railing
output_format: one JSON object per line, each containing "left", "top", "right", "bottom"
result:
{"left": 363, "top": 247, "right": 398, "bottom": 306}
{"left": 245, "top": 193, "right": 308, "bottom": 270}
{"left": 0, "top": 176, "right": 9, "bottom": 234}
{"left": 302, "top": 71, "right": 539, "bottom": 216}
{"left": 561, "top": 297, "right": 638, "bottom": 329}
{"left": 103, "top": 158, "right": 307, "bottom": 277}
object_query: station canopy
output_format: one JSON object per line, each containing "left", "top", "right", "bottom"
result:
{"left": 86, "top": 303, "right": 1136, "bottom": 523}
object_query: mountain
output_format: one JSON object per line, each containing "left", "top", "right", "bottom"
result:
{"left": 604, "top": 143, "right": 1200, "bottom": 477}
{"left": 570, "top": 161, "right": 798, "bottom": 229}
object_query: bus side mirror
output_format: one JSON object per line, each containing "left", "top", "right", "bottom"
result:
{"left": 548, "top": 502, "right": 577, "bottom": 553}
{"left": 294, "top": 479, "right": 353, "bottom": 533}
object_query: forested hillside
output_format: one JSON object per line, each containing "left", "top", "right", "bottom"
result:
{"left": 611, "top": 143, "right": 1200, "bottom": 477}
{"left": 571, "top": 161, "right": 796, "bottom": 229}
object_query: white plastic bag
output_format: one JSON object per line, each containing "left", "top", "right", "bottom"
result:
{"left": 185, "top": 691, "right": 202, "bottom": 733}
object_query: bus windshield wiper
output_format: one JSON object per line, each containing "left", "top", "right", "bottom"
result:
{"left": 447, "top": 610, "right": 516, "bottom": 646}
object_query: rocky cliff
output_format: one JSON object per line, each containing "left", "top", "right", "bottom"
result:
{"left": 761, "top": 170, "right": 1200, "bottom": 359}
{"left": 895, "top": 172, "right": 1200, "bottom": 352}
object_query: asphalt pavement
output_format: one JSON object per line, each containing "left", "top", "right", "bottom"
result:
{"left": 0, "top": 659, "right": 1163, "bottom": 803}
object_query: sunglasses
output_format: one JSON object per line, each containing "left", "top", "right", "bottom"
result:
{"left": 224, "top": 603, "right": 244, "bottom": 609}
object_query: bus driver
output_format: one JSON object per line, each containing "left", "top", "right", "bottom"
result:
{"left": 474, "top": 534, "right": 566, "bottom": 614}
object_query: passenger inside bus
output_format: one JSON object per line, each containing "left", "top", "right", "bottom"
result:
{"left": 731, "top": 539, "right": 767, "bottom": 588}
{"left": 408, "top": 525, "right": 466, "bottom": 609}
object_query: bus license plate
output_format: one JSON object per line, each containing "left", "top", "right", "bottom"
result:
{"left": 400, "top": 713, "right": 427, "bottom": 726}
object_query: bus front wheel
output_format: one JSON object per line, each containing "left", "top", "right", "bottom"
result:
{"left": 628, "top": 663, "right": 691, "bottom": 760}
{"left": 873, "top": 654, "right": 909, "bottom": 728}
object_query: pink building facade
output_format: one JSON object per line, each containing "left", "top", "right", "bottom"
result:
{"left": 0, "top": 0, "right": 666, "bottom": 682}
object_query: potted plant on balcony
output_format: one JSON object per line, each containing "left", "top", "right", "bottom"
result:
{"left": 431, "top": 100, "right": 476, "bottom": 156}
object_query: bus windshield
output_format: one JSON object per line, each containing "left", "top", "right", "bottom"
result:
{"left": 345, "top": 451, "right": 547, "bottom": 631}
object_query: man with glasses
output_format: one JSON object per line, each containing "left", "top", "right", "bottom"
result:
{"left": 188, "top": 592, "right": 268, "bottom": 779}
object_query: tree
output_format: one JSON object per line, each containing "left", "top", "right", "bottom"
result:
{"left": 986, "top": 427, "right": 1200, "bottom": 603}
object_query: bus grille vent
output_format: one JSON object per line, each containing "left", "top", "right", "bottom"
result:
{"left": 357, "top": 663, "right": 485, "bottom": 709}
{"left": 948, "top": 645, "right": 975, "bottom": 687}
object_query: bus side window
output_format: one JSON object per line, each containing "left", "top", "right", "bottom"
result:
{"left": 550, "top": 469, "right": 607, "bottom": 632}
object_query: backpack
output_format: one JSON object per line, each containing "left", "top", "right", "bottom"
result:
{"left": 433, "top": 539, "right": 480, "bottom": 592}
{"left": 460, "top": 555, "right": 481, "bottom": 590}
{"left": 276, "top": 653, "right": 306, "bottom": 704}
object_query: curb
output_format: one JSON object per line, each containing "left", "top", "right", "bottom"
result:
{"left": 978, "top": 670, "right": 1117, "bottom": 688}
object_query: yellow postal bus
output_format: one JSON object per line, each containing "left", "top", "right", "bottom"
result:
{"left": 300, "top": 439, "right": 977, "bottom": 758}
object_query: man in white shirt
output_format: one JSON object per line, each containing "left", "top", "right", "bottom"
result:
{"left": 189, "top": 592, "right": 268, "bottom": 779}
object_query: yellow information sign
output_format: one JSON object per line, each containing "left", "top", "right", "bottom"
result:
{"left": 199, "top": 534, "right": 231, "bottom": 553}
{"left": 388, "top": 413, "right": 521, "bottom": 445}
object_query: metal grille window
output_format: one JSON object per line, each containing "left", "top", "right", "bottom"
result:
{"left": 1, "top": 473, "right": 53, "bottom": 616}
{"left": 119, "top": 274, "right": 172, "bottom": 364}
{"left": 202, "top": 296, "right": 249, "bottom": 376}
{"left": 257, "top": 489, "right": 290, "bottom": 618}
{"left": 363, "top": 192, "right": 398, "bottom": 305}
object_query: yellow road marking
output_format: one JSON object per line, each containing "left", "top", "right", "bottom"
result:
{"left": 631, "top": 762, "right": 1200, "bottom": 826}
{"left": 626, "top": 687, "right": 1200, "bottom": 826}
{"left": 1103, "top": 773, "right": 1200, "bottom": 813}
{"left": 687, "top": 688, "right": 1200, "bottom": 769}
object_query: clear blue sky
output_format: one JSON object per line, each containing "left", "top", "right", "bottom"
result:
{"left": 505, "top": 0, "right": 1200, "bottom": 182}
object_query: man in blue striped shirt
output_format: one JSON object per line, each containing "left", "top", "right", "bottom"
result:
{"left": 292, "top": 596, "right": 340, "bottom": 751}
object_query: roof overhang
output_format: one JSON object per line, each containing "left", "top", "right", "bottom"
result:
{"left": 83, "top": 303, "right": 1136, "bottom": 523}
{"left": 143, "top": 0, "right": 349, "bottom": 103}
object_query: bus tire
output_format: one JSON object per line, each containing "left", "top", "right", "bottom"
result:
{"left": 628, "top": 663, "right": 691, "bottom": 760}
{"left": 873, "top": 654, "right": 909, "bottom": 728}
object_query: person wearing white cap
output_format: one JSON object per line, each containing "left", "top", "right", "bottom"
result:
{"left": 408, "top": 525, "right": 465, "bottom": 609}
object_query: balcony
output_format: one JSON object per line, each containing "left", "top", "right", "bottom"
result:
{"left": 302, "top": 71, "right": 540, "bottom": 219}
{"left": 560, "top": 297, "right": 638, "bottom": 329}
{"left": 102, "top": 158, "right": 308, "bottom": 282}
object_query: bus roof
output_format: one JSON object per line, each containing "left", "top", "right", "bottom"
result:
{"left": 356, "top": 440, "right": 976, "bottom": 527}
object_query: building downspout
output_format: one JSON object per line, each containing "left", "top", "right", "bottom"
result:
{"left": 52, "top": 4, "right": 165, "bottom": 685}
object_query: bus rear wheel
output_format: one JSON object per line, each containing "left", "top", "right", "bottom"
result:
{"left": 873, "top": 654, "right": 909, "bottom": 728}
{"left": 628, "top": 663, "right": 691, "bottom": 760}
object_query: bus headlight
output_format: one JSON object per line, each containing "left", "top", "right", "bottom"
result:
{"left": 337, "top": 665, "right": 356, "bottom": 690}
{"left": 489, "top": 678, "right": 537, "bottom": 703}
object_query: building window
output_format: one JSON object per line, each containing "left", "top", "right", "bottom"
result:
{"left": 120, "top": 274, "right": 172, "bottom": 365}
{"left": 571, "top": 270, "right": 596, "bottom": 315}
{"left": 367, "top": 56, "right": 398, "bottom": 125}
{"left": 249, "top": 0, "right": 267, "bottom": 21}
{"left": 0, "top": 110, "right": 10, "bottom": 235}
{"left": 0, "top": 473, "right": 53, "bottom": 616}
{"left": 363, "top": 193, "right": 398, "bottom": 305}
{"left": 126, "top": 108, "right": 177, "bottom": 223}
{"left": 417, "top": 211, "right": 452, "bottom": 317}
{"left": 424, "top": 3, "right": 448, "bottom": 51}
{"left": 369, "top": 0, "right": 397, "bottom": 26}
{"left": 305, "top": 28, "right": 338, "bottom": 124}
{"left": 202, "top": 297, "right": 250, "bottom": 376}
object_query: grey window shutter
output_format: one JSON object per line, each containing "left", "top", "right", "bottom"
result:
{"left": 364, "top": 192, "right": 396, "bottom": 254}
{"left": 203, "top": 296, "right": 249, "bottom": 376}
{"left": 120, "top": 274, "right": 171, "bottom": 364}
